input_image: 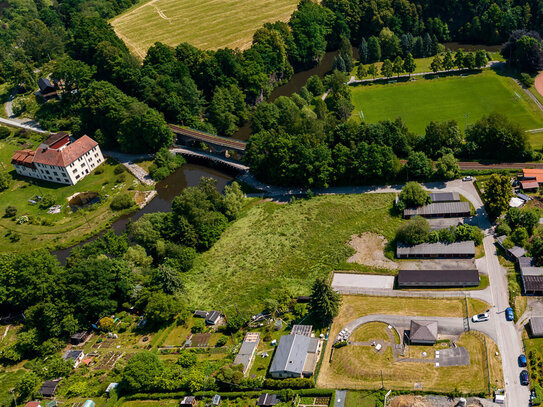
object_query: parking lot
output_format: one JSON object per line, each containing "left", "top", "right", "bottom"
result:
{"left": 331, "top": 273, "right": 395, "bottom": 290}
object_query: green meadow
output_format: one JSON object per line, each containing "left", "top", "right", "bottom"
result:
{"left": 350, "top": 69, "right": 543, "bottom": 135}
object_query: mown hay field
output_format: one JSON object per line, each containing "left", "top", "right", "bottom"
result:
{"left": 351, "top": 69, "right": 543, "bottom": 135}
{"left": 111, "top": 0, "right": 300, "bottom": 58}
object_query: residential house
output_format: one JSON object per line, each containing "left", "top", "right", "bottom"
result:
{"left": 269, "top": 334, "right": 321, "bottom": 378}
{"left": 409, "top": 320, "right": 438, "bottom": 345}
{"left": 396, "top": 241, "right": 475, "bottom": 259}
{"left": 63, "top": 349, "right": 84, "bottom": 368}
{"left": 36, "top": 78, "right": 58, "bottom": 100}
{"left": 233, "top": 332, "right": 260, "bottom": 374}
{"left": 403, "top": 202, "right": 471, "bottom": 219}
{"left": 518, "top": 257, "right": 543, "bottom": 295}
{"left": 11, "top": 133, "right": 104, "bottom": 185}
{"left": 397, "top": 269, "right": 480, "bottom": 288}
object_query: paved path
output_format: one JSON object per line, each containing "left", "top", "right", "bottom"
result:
{"left": 103, "top": 151, "right": 155, "bottom": 186}
{"left": 334, "top": 390, "right": 346, "bottom": 407}
{"left": 347, "top": 61, "right": 500, "bottom": 85}
{"left": 339, "top": 314, "right": 497, "bottom": 343}
{"left": 0, "top": 117, "right": 47, "bottom": 134}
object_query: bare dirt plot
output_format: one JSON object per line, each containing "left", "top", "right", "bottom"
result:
{"left": 188, "top": 333, "right": 211, "bottom": 347}
{"left": 347, "top": 233, "right": 398, "bottom": 270}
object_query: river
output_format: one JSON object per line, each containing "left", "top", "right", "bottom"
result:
{"left": 52, "top": 163, "right": 233, "bottom": 264}
{"left": 232, "top": 50, "right": 338, "bottom": 141}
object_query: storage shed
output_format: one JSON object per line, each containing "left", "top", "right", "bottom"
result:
{"left": 396, "top": 241, "right": 475, "bottom": 259}
{"left": 397, "top": 269, "right": 479, "bottom": 288}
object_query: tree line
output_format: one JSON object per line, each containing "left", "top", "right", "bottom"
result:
{"left": 3, "top": 0, "right": 543, "bottom": 152}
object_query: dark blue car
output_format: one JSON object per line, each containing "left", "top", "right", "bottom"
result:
{"left": 505, "top": 307, "right": 514, "bottom": 321}
{"left": 520, "top": 369, "right": 529, "bottom": 386}
{"left": 519, "top": 354, "right": 527, "bottom": 367}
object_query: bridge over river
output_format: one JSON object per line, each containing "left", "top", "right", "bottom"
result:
{"left": 168, "top": 124, "right": 247, "bottom": 153}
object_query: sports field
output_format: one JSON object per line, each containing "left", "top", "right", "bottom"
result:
{"left": 351, "top": 70, "right": 543, "bottom": 135}
{"left": 111, "top": 0, "right": 299, "bottom": 58}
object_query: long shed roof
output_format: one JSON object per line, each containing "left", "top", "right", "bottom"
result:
{"left": 430, "top": 192, "right": 460, "bottom": 202}
{"left": 397, "top": 241, "right": 475, "bottom": 256}
{"left": 398, "top": 269, "right": 479, "bottom": 285}
{"left": 530, "top": 317, "right": 543, "bottom": 336}
{"left": 404, "top": 202, "right": 470, "bottom": 217}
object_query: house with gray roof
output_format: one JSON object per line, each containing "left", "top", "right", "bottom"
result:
{"left": 233, "top": 332, "right": 260, "bottom": 374}
{"left": 518, "top": 257, "right": 543, "bottom": 295}
{"left": 396, "top": 241, "right": 475, "bottom": 259}
{"left": 409, "top": 320, "right": 438, "bottom": 345}
{"left": 269, "top": 334, "right": 321, "bottom": 378}
{"left": 403, "top": 202, "right": 470, "bottom": 219}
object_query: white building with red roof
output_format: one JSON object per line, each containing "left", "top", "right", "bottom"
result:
{"left": 11, "top": 132, "right": 104, "bottom": 185}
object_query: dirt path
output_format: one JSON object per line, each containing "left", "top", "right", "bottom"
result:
{"left": 535, "top": 71, "right": 543, "bottom": 98}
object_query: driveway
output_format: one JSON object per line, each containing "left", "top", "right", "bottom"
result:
{"left": 339, "top": 313, "right": 498, "bottom": 343}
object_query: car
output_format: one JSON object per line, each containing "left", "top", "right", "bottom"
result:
{"left": 472, "top": 312, "right": 490, "bottom": 322}
{"left": 462, "top": 176, "right": 473, "bottom": 181}
{"left": 519, "top": 354, "right": 527, "bottom": 367}
{"left": 505, "top": 307, "right": 514, "bottom": 321}
{"left": 520, "top": 370, "right": 529, "bottom": 386}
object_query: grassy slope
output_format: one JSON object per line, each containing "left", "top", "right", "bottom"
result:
{"left": 350, "top": 69, "right": 543, "bottom": 135}
{"left": 185, "top": 194, "right": 402, "bottom": 315}
{"left": 110, "top": 0, "right": 299, "bottom": 58}
{"left": 0, "top": 135, "right": 142, "bottom": 252}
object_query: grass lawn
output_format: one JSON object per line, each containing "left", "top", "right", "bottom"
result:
{"left": 317, "top": 295, "right": 493, "bottom": 391}
{"left": 345, "top": 391, "right": 384, "bottom": 407}
{"left": 184, "top": 194, "right": 402, "bottom": 315}
{"left": 351, "top": 322, "right": 395, "bottom": 343}
{"left": 0, "top": 135, "right": 146, "bottom": 252}
{"left": 110, "top": 0, "right": 299, "bottom": 58}
{"left": 350, "top": 69, "right": 543, "bottom": 135}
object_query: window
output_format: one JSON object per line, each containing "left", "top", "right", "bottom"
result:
{"left": 81, "top": 163, "right": 86, "bottom": 168}
{"left": 56, "top": 178, "right": 60, "bottom": 182}
{"left": 75, "top": 174, "right": 80, "bottom": 180}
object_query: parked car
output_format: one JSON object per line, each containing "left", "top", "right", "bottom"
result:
{"left": 520, "top": 370, "right": 529, "bottom": 386}
{"left": 519, "top": 354, "right": 527, "bottom": 367}
{"left": 472, "top": 313, "right": 490, "bottom": 322}
{"left": 505, "top": 307, "right": 514, "bottom": 321}
{"left": 462, "top": 176, "right": 473, "bottom": 181}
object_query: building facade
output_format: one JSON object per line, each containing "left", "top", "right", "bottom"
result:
{"left": 11, "top": 133, "right": 104, "bottom": 185}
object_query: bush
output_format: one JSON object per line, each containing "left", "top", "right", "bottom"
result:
{"left": 520, "top": 72, "right": 535, "bottom": 88}
{"left": 399, "top": 182, "right": 430, "bottom": 207}
{"left": 215, "top": 335, "right": 228, "bottom": 347}
{"left": 0, "top": 171, "right": 11, "bottom": 191}
{"left": 110, "top": 194, "right": 134, "bottom": 210}
{"left": 38, "top": 195, "right": 55, "bottom": 209}
{"left": 0, "top": 126, "right": 10, "bottom": 139}
{"left": 396, "top": 216, "right": 430, "bottom": 244}
{"left": 4, "top": 206, "right": 17, "bottom": 218}
{"left": 94, "top": 167, "right": 104, "bottom": 175}
{"left": 495, "top": 222, "right": 511, "bottom": 236}
{"left": 511, "top": 227, "right": 529, "bottom": 246}
{"left": 114, "top": 164, "right": 125, "bottom": 175}
{"left": 263, "top": 378, "right": 314, "bottom": 389}
{"left": 333, "top": 341, "right": 347, "bottom": 348}
{"left": 191, "top": 319, "right": 205, "bottom": 333}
